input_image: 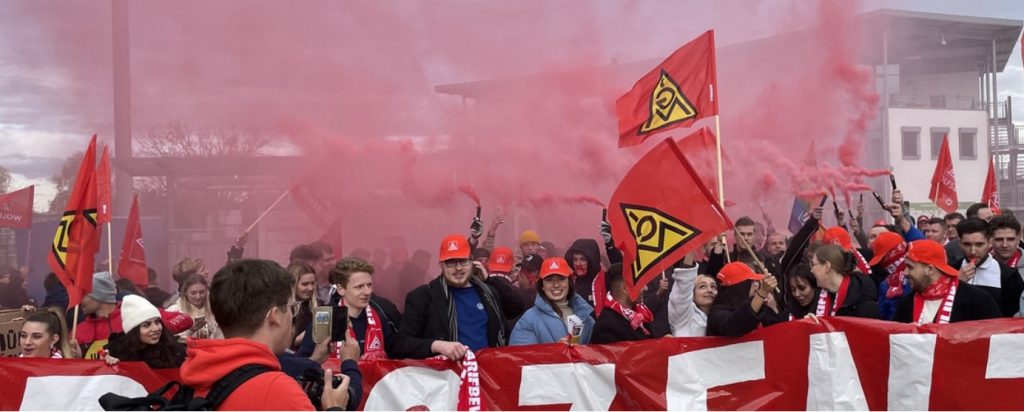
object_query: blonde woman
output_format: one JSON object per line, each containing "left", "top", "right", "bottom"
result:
{"left": 166, "top": 274, "right": 222, "bottom": 340}
{"left": 287, "top": 261, "right": 318, "bottom": 351}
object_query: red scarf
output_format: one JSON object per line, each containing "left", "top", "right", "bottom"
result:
{"left": 337, "top": 299, "right": 387, "bottom": 361}
{"left": 1008, "top": 250, "right": 1022, "bottom": 268}
{"left": 878, "top": 242, "right": 909, "bottom": 299}
{"left": 912, "top": 276, "right": 959, "bottom": 325}
{"left": 604, "top": 292, "right": 653, "bottom": 335}
{"left": 815, "top": 276, "right": 850, "bottom": 317}
{"left": 591, "top": 270, "right": 607, "bottom": 316}
{"left": 853, "top": 250, "right": 871, "bottom": 275}
{"left": 457, "top": 350, "right": 483, "bottom": 411}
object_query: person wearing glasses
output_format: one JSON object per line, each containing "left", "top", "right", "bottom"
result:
{"left": 393, "top": 234, "right": 508, "bottom": 360}
{"left": 179, "top": 259, "right": 351, "bottom": 410}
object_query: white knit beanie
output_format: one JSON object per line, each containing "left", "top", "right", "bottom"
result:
{"left": 121, "top": 294, "right": 161, "bottom": 333}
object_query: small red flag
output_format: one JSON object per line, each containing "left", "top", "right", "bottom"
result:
{"left": 983, "top": 157, "right": 1001, "bottom": 215}
{"left": 608, "top": 137, "right": 733, "bottom": 300}
{"left": 0, "top": 185, "right": 35, "bottom": 229}
{"left": 616, "top": 30, "right": 718, "bottom": 148}
{"left": 928, "top": 134, "right": 959, "bottom": 214}
{"left": 117, "top": 194, "right": 147, "bottom": 288}
{"left": 48, "top": 135, "right": 102, "bottom": 308}
{"left": 290, "top": 180, "right": 334, "bottom": 227}
{"left": 95, "top": 145, "right": 113, "bottom": 225}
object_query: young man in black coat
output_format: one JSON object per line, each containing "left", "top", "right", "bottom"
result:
{"left": 895, "top": 240, "right": 1001, "bottom": 324}
{"left": 591, "top": 263, "right": 656, "bottom": 344}
{"left": 393, "top": 234, "right": 507, "bottom": 360}
{"left": 952, "top": 218, "right": 1024, "bottom": 317}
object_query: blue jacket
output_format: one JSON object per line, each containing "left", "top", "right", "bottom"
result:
{"left": 510, "top": 293, "right": 595, "bottom": 345}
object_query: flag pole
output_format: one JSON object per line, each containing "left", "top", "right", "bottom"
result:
{"left": 106, "top": 222, "right": 114, "bottom": 275}
{"left": 24, "top": 229, "right": 32, "bottom": 269}
{"left": 71, "top": 305, "right": 80, "bottom": 339}
{"left": 714, "top": 115, "right": 731, "bottom": 263}
{"left": 244, "top": 188, "right": 291, "bottom": 234}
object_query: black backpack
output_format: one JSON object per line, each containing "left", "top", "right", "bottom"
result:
{"left": 98, "top": 364, "right": 270, "bottom": 411}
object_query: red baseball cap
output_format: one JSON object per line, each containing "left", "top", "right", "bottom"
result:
{"left": 488, "top": 246, "right": 515, "bottom": 273}
{"left": 906, "top": 240, "right": 958, "bottom": 277}
{"left": 540, "top": 257, "right": 572, "bottom": 279}
{"left": 868, "top": 232, "right": 904, "bottom": 266}
{"left": 822, "top": 227, "right": 853, "bottom": 251}
{"left": 716, "top": 262, "right": 764, "bottom": 287}
{"left": 438, "top": 234, "right": 471, "bottom": 262}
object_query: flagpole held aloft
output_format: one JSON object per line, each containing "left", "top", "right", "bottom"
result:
{"left": 714, "top": 115, "right": 731, "bottom": 264}
{"left": 106, "top": 222, "right": 114, "bottom": 275}
{"left": 244, "top": 188, "right": 291, "bottom": 234}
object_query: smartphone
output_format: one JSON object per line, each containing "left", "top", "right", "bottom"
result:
{"left": 330, "top": 307, "right": 349, "bottom": 342}
{"left": 312, "top": 307, "right": 332, "bottom": 343}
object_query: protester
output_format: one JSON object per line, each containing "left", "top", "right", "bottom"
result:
{"left": 867, "top": 232, "right": 911, "bottom": 320}
{"left": 884, "top": 190, "right": 926, "bottom": 242}
{"left": 393, "top": 249, "right": 432, "bottom": 308}
{"left": 916, "top": 215, "right": 931, "bottom": 232}
{"left": 76, "top": 271, "right": 123, "bottom": 357}
{"left": 288, "top": 261, "right": 319, "bottom": 351}
{"left": 485, "top": 246, "right": 526, "bottom": 326}
{"left": 19, "top": 310, "right": 78, "bottom": 358}
{"left": 895, "top": 240, "right": 1001, "bottom": 323}
{"left": 954, "top": 218, "right": 1024, "bottom": 316}
{"left": 821, "top": 227, "right": 873, "bottom": 276}
{"left": 867, "top": 223, "right": 894, "bottom": 247}
{"left": 667, "top": 252, "right": 716, "bottom": 337}
{"left": 163, "top": 257, "right": 208, "bottom": 308}
{"left": 473, "top": 248, "right": 491, "bottom": 267}
{"left": 785, "top": 264, "right": 819, "bottom": 319}
{"left": 515, "top": 253, "right": 543, "bottom": 308}
{"left": 393, "top": 234, "right": 507, "bottom": 360}
{"left": 944, "top": 212, "right": 967, "bottom": 265}
{"left": 510, "top": 257, "right": 595, "bottom": 345}
{"left": 298, "top": 257, "right": 402, "bottom": 361}
{"left": 591, "top": 263, "right": 656, "bottom": 344}
{"left": 564, "top": 238, "right": 608, "bottom": 307}
{"left": 807, "top": 245, "right": 881, "bottom": 319}
{"left": 41, "top": 272, "right": 69, "bottom": 311}
{"left": 706, "top": 262, "right": 783, "bottom": 337}
{"left": 763, "top": 232, "right": 787, "bottom": 261}
{"left": 142, "top": 268, "right": 172, "bottom": 308}
{"left": 167, "top": 274, "right": 223, "bottom": 340}
{"left": 105, "top": 295, "right": 187, "bottom": 369}
{"left": 114, "top": 278, "right": 145, "bottom": 302}
{"left": 0, "top": 267, "right": 32, "bottom": 309}
{"left": 922, "top": 217, "right": 947, "bottom": 243}
{"left": 179, "top": 259, "right": 350, "bottom": 410}
{"left": 989, "top": 214, "right": 1023, "bottom": 277}
{"left": 291, "top": 244, "right": 334, "bottom": 305}
{"left": 966, "top": 202, "right": 994, "bottom": 222}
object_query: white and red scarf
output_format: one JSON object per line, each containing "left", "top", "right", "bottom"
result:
{"left": 337, "top": 299, "right": 387, "bottom": 361}
{"left": 815, "top": 275, "right": 851, "bottom": 317}
{"left": 853, "top": 250, "right": 871, "bottom": 275}
{"left": 457, "top": 350, "right": 483, "bottom": 411}
{"left": 913, "top": 275, "right": 959, "bottom": 325}
{"left": 604, "top": 292, "right": 653, "bottom": 335}
{"left": 878, "top": 242, "right": 909, "bottom": 299}
{"left": 1008, "top": 249, "right": 1022, "bottom": 268}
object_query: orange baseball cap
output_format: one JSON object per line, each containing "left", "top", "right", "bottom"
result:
{"left": 716, "top": 262, "right": 764, "bottom": 287}
{"left": 438, "top": 234, "right": 471, "bottom": 262}
{"left": 488, "top": 246, "right": 515, "bottom": 273}
{"left": 868, "top": 232, "right": 904, "bottom": 266}
{"left": 540, "top": 257, "right": 572, "bottom": 279}
{"left": 822, "top": 227, "right": 853, "bottom": 251}
{"left": 906, "top": 240, "right": 957, "bottom": 277}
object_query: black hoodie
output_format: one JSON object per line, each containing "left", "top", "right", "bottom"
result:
{"left": 565, "top": 239, "right": 603, "bottom": 306}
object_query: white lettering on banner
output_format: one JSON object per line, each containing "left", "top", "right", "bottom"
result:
{"left": 0, "top": 213, "right": 22, "bottom": 222}
{"left": 666, "top": 340, "right": 765, "bottom": 411}
{"left": 518, "top": 363, "right": 616, "bottom": 411}
{"left": 888, "top": 334, "right": 936, "bottom": 411}
{"left": 364, "top": 367, "right": 461, "bottom": 411}
{"left": 20, "top": 375, "right": 148, "bottom": 411}
{"left": 985, "top": 334, "right": 1024, "bottom": 379}
{"left": 806, "top": 332, "right": 868, "bottom": 410}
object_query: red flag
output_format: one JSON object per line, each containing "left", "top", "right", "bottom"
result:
{"left": 616, "top": 30, "right": 718, "bottom": 148}
{"left": 48, "top": 135, "right": 102, "bottom": 308}
{"left": 983, "top": 158, "right": 1001, "bottom": 215}
{"left": 117, "top": 194, "right": 147, "bottom": 288}
{"left": 673, "top": 127, "right": 729, "bottom": 201}
{"left": 95, "top": 145, "right": 112, "bottom": 225}
{"left": 929, "top": 134, "right": 959, "bottom": 213}
{"left": 290, "top": 180, "right": 334, "bottom": 227}
{"left": 608, "top": 138, "right": 733, "bottom": 300}
{"left": 0, "top": 185, "right": 35, "bottom": 229}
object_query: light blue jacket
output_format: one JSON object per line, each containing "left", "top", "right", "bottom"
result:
{"left": 510, "top": 293, "right": 595, "bottom": 345}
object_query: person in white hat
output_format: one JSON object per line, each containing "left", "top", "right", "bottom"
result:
{"left": 105, "top": 294, "right": 186, "bottom": 369}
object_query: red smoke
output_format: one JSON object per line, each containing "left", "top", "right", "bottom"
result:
{"left": 457, "top": 185, "right": 481, "bottom": 207}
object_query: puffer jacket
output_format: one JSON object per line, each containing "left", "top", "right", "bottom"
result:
{"left": 510, "top": 293, "right": 595, "bottom": 345}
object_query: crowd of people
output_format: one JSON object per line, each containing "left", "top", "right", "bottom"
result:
{"left": 3, "top": 187, "right": 1024, "bottom": 410}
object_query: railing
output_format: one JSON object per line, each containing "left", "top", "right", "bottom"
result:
{"left": 889, "top": 94, "right": 984, "bottom": 110}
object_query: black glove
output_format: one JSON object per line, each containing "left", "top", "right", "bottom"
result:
{"left": 470, "top": 216, "right": 483, "bottom": 239}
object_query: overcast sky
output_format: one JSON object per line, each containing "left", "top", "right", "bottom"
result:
{"left": 2, "top": 0, "right": 1024, "bottom": 212}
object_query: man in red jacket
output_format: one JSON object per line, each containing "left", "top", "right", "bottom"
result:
{"left": 179, "top": 259, "right": 350, "bottom": 410}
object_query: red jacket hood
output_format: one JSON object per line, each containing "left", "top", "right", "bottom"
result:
{"left": 179, "top": 338, "right": 282, "bottom": 391}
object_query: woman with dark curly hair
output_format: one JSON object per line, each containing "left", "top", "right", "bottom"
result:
{"left": 104, "top": 295, "right": 186, "bottom": 369}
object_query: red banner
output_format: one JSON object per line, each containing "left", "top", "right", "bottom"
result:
{"left": 3, "top": 318, "right": 1024, "bottom": 410}
{"left": 0, "top": 185, "right": 34, "bottom": 229}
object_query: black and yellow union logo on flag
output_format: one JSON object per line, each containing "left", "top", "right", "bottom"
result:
{"left": 621, "top": 203, "right": 701, "bottom": 281}
{"left": 50, "top": 208, "right": 98, "bottom": 270}
{"left": 639, "top": 70, "right": 699, "bottom": 135}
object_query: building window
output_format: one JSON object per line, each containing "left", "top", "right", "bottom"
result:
{"left": 930, "top": 127, "right": 948, "bottom": 160}
{"left": 902, "top": 129, "right": 920, "bottom": 160}
{"left": 959, "top": 128, "right": 977, "bottom": 160}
